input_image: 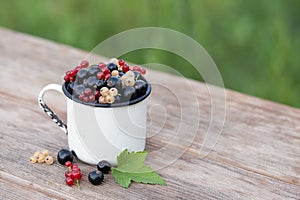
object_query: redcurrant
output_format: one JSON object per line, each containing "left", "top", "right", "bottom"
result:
{"left": 65, "top": 161, "right": 72, "bottom": 167}
{"left": 118, "top": 59, "right": 125, "bottom": 66}
{"left": 80, "top": 60, "right": 89, "bottom": 68}
{"left": 65, "top": 171, "right": 72, "bottom": 178}
{"left": 105, "top": 74, "right": 111, "bottom": 80}
{"left": 122, "top": 65, "right": 130, "bottom": 73}
{"left": 66, "top": 177, "right": 74, "bottom": 186}
{"left": 97, "top": 72, "right": 105, "bottom": 80}
{"left": 84, "top": 88, "right": 92, "bottom": 96}
{"left": 98, "top": 63, "right": 106, "bottom": 70}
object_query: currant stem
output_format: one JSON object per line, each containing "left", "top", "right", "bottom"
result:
{"left": 75, "top": 179, "right": 80, "bottom": 190}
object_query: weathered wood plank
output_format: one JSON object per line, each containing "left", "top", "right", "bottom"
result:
{"left": 0, "top": 27, "right": 300, "bottom": 199}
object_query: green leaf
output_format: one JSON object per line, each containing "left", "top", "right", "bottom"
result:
{"left": 111, "top": 149, "right": 167, "bottom": 188}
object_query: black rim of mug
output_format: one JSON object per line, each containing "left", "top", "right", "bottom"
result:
{"left": 62, "top": 82, "right": 151, "bottom": 108}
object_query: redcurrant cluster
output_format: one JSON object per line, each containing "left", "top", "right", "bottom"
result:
{"left": 64, "top": 58, "right": 149, "bottom": 105}
{"left": 65, "top": 161, "right": 82, "bottom": 189}
{"left": 132, "top": 65, "right": 146, "bottom": 75}
{"left": 79, "top": 88, "right": 96, "bottom": 103}
{"left": 64, "top": 60, "right": 89, "bottom": 82}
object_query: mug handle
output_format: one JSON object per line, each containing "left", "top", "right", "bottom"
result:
{"left": 38, "top": 84, "right": 68, "bottom": 134}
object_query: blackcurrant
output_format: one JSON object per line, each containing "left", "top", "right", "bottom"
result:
{"left": 95, "top": 80, "right": 106, "bottom": 90}
{"left": 73, "top": 84, "right": 85, "bottom": 97}
{"left": 88, "top": 170, "right": 104, "bottom": 185}
{"left": 85, "top": 76, "right": 98, "bottom": 89}
{"left": 106, "top": 63, "right": 118, "bottom": 72}
{"left": 76, "top": 68, "right": 89, "bottom": 83}
{"left": 122, "top": 86, "right": 137, "bottom": 100}
{"left": 57, "top": 149, "right": 74, "bottom": 165}
{"left": 97, "top": 160, "right": 111, "bottom": 174}
{"left": 119, "top": 71, "right": 124, "bottom": 77}
{"left": 133, "top": 71, "right": 141, "bottom": 80}
{"left": 134, "top": 80, "right": 147, "bottom": 96}
{"left": 88, "top": 65, "right": 100, "bottom": 76}
{"left": 67, "top": 82, "right": 75, "bottom": 94}
{"left": 106, "top": 76, "right": 121, "bottom": 88}
{"left": 114, "top": 95, "right": 121, "bottom": 103}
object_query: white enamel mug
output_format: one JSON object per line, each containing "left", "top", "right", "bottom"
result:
{"left": 38, "top": 83, "right": 151, "bottom": 165}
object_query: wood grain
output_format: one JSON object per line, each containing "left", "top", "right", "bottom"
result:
{"left": 0, "top": 27, "right": 300, "bottom": 199}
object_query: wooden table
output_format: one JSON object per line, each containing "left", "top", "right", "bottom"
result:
{"left": 0, "top": 27, "right": 300, "bottom": 199}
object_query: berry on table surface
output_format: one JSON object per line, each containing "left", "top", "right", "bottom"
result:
{"left": 64, "top": 161, "right": 82, "bottom": 189}
{"left": 71, "top": 170, "right": 82, "bottom": 180}
{"left": 45, "top": 156, "right": 54, "bottom": 165}
{"left": 97, "top": 160, "right": 111, "bottom": 174}
{"left": 57, "top": 149, "right": 74, "bottom": 165}
{"left": 66, "top": 177, "right": 74, "bottom": 186}
{"left": 41, "top": 150, "right": 49, "bottom": 157}
{"left": 37, "top": 154, "right": 45, "bottom": 163}
{"left": 72, "top": 164, "right": 80, "bottom": 171}
{"left": 29, "top": 156, "right": 37, "bottom": 164}
{"left": 65, "top": 161, "right": 72, "bottom": 167}
{"left": 65, "top": 171, "right": 72, "bottom": 178}
{"left": 88, "top": 170, "right": 104, "bottom": 185}
{"left": 33, "top": 151, "right": 41, "bottom": 158}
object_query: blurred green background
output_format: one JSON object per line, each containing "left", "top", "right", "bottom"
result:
{"left": 0, "top": 0, "right": 299, "bottom": 107}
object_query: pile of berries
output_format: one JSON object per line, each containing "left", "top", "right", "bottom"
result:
{"left": 64, "top": 58, "right": 149, "bottom": 105}
{"left": 29, "top": 150, "right": 54, "bottom": 165}
{"left": 56, "top": 148, "right": 111, "bottom": 187}
{"left": 65, "top": 161, "right": 82, "bottom": 189}
{"left": 88, "top": 160, "right": 111, "bottom": 185}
